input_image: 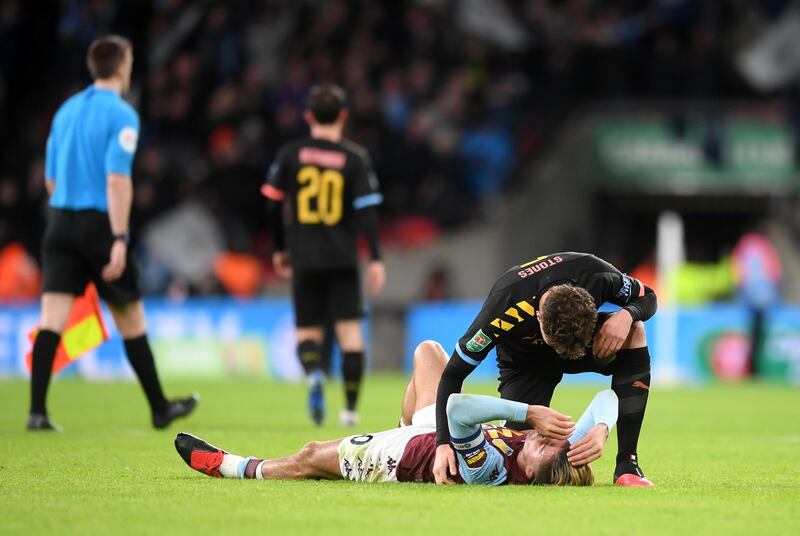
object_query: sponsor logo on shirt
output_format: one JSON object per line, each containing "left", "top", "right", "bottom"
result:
{"left": 464, "top": 449, "right": 487, "bottom": 468}
{"left": 465, "top": 329, "right": 491, "bottom": 353}
{"left": 616, "top": 275, "right": 632, "bottom": 301}
{"left": 118, "top": 126, "right": 138, "bottom": 154}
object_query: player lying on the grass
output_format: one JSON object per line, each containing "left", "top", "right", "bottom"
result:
{"left": 176, "top": 340, "right": 617, "bottom": 485}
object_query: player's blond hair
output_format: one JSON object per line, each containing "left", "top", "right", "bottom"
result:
{"left": 539, "top": 450, "right": 595, "bottom": 486}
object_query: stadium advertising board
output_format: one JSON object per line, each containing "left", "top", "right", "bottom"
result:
{"left": 1, "top": 299, "right": 799, "bottom": 383}
{"left": 406, "top": 302, "right": 800, "bottom": 384}
{"left": 0, "top": 299, "right": 304, "bottom": 381}
{"left": 594, "top": 118, "right": 798, "bottom": 193}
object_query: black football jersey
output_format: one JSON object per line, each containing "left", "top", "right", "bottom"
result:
{"left": 264, "top": 137, "right": 381, "bottom": 269}
{"left": 455, "top": 252, "right": 646, "bottom": 367}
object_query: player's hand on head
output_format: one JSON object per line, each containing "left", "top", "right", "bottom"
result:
{"left": 366, "top": 260, "right": 385, "bottom": 296}
{"left": 272, "top": 251, "right": 293, "bottom": 279}
{"left": 102, "top": 239, "right": 127, "bottom": 281}
{"left": 592, "top": 309, "right": 633, "bottom": 358}
{"left": 567, "top": 423, "right": 609, "bottom": 467}
{"left": 433, "top": 444, "right": 457, "bottom": 484}
{"left": 526, "top": 405, "right": 575, "bottom": 440}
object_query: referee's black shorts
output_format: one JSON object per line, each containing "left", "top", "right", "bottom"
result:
{"left": 41, "top": 208, "right": 141, "bottom": 306}
{"left": 291, "top": 267, "right": 362, "bottom": 327}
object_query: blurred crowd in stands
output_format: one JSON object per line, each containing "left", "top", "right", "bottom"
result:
{"left": 0, "top": 0, "right": 797, "bottom": 298}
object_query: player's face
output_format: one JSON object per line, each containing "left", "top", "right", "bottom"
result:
{"left": 522, "top": 434, "right": 569, "bottom": 480}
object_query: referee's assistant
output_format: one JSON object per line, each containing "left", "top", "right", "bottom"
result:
{"left": 28, "top": 35, "right": 197, "bottom": 431}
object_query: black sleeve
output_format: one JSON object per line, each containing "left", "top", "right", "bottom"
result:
{"left": 267, "top": 199, "right": 286, "bottom": 252}
{"left": 622, "top": 285, "right": 657, "bottom": 322}
{"left": 358, "top": 205, "right": 382, "bottom": 260}
{"left": 351, "top": 152, "right": 382, "bottom": 208}
{"left": 585, "top": 268, "right": 658, "bottom": 322}
{"left": 265, "top": 147, "right": 290, "bottom": 193}
{"left": 435, "top": 353, "right": 477, "bottom": 445}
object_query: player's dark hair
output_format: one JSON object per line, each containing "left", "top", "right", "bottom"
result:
{"left": 540, "top": 284, "right": 597, "bottom": 360}
{"left": 87, "top": 35, "right": 132, "bottom": 80}
{"left": 306, "top": 84, "right": 347, "bottom": 124}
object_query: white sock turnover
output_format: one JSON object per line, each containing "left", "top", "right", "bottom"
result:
{"left": 219, "top": 454, "right": 244, "bottom": 478}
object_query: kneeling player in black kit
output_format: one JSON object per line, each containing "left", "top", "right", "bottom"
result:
{"left": 432, "top": 252, "right": 657, "bottom": 487}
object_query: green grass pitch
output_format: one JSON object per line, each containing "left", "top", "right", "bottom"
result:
{"left": 1, "top": 376, "right": 799, "bottom": 535}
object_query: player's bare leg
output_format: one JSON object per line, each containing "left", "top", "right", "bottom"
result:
{"left": 110, "top": 301, "right": 197, "bottom": 429}
{"left": 28, "top": 292, "right": 74, "bottom": 431}
{"left": 175, "top": 433, "right": 343, "bottom": 481}
{"left": 296, "top": 326, "right": 326, "bottom": 425}
{"left": 335, "top": 320, "right": 366, "bottom": 427}
{"left": 611, "top": 321, "right": 654, "bottom": 487}
{"left": 400, "top": 340, "right": 448, "bottom": 426}
{"left": 257, "top": 440, "right": 343, "bottom": 480}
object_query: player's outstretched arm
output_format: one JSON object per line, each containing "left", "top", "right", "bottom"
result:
{"left": 567, "top": 389, "right": 618, "bottom": 467}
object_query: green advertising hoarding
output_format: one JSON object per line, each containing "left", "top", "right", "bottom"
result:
{"left": 594, "top": 118, "right": 799, "bottom": 193}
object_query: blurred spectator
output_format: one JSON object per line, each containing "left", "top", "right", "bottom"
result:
{"left": 0, "top": 241, "right": 40, "bottom": 300}
{"left": 421, "top": 265, "right": 452, "bottom": 302}
{"left": 732, "top": 228, "right": 783, "bottom": 376}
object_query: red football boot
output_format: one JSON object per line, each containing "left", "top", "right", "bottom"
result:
{"left": 175, "top": 433, "right": 227, "bottom": 478}
{"left": 614, "top": 455, "right": 654, "bottom": 487}
{"left": 615, "top": 473, "right": 655, "bottom": 487}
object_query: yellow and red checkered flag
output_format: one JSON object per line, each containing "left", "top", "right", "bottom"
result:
{"left": 25, "top": 284, "right": 109, "bottom": 375}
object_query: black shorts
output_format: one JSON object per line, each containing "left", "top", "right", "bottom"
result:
{"left": 498, "top": 313, "right": 618, "bottom": 421}
{"left": 41, "top": 208, "right": 141, "bottom": 306}
{"left": 291, "top": 267, "right": 362, "bottom": 327}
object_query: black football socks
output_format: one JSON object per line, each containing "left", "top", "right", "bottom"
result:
{"left": 297, "top": 339, "right": 323, "bottom": 376}
{"left": 124, "top": 335, "right": 169, "bottom": 414}
{"left": 611, "top": 346, "right": 651, "bottom": 477}
{"left": 342, "top": 351, "right": 364, "bottom": 411}
{"left": 29, "top": 329, "right": 61, "bottom": 416}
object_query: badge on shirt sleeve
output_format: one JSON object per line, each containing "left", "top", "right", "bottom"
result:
{"left": 616, "top": 275, "right": 633, "bottom": 302}
{"left": 464, "top": 448, "right": 487, "bottom": 468}
{"left": 118, "top": 127, "right": 138, "bottom": 154}
{"left": 465, "top": 329, "right": 491, "bottom": 353}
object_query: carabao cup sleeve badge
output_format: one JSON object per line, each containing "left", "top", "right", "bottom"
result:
{"left": 465, "top": 329, "right": 491, "bottom": 353}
